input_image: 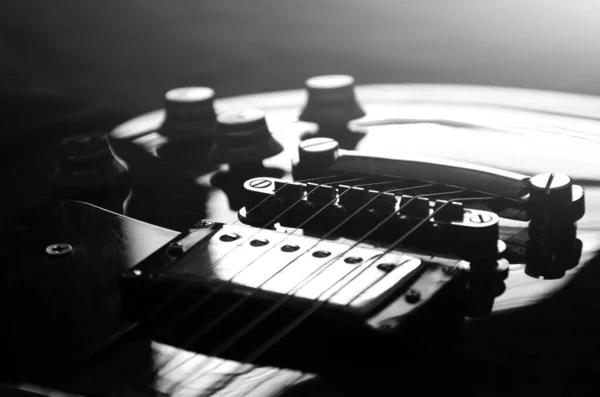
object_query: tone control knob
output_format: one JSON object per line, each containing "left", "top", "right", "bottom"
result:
{"left": 161, "top": 86, "right": 217, "bottom": 142}
{"left": 528, "top": 173, "right": 572, "bottom": 209}
{"left": 299, "top": 137, "right": 339, "bottom": 165}
{"left": 526, "top": 172, "right": 585, "bottom": 226}
{"left": 525, "top": 172, "right": 585, "bottom": 279}
{"left": 209, "top": 109, "right": 283, "bottom": 174}
{"left": 299, "top": 75, "right": 365, "bottom": 123}
{"left": 292, "top": 137, "right": 339, "bottom": 180}
{"left": 299, "top": 75, "right": 366, "bottom": 149}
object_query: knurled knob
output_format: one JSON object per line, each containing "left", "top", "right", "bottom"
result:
{"left": 527, "top": 172, "right": 585, "bottom": 224}
{"left": 298, "top": 137, "right": 339, "bottom": 166}
{"left": 528, "top": 173, "right": 572, "bottom": 206}
{"left": 525, "top": 172, "right": 585, "bottom": 279}
{"left": 292, "top": 137, "right": 339, "bottom": 180}
{"left": 209, "top": 109, "right": 283, "bottom": 164}
{"left": 299, "top": 75, "right": 366, "bottom": 124}
{"left": 161, "top": 86, "right": 217, "bottom": 141}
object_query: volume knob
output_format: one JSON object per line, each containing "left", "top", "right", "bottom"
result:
{"left": 299, "top": 75, "right": 365, "bottom": 124}
{"left": 299, "top": 75, "right": 366, "bottom": 149}
{"left": 525, "top": 172, "right": 585, "bottom": 279}
{"left": 299, "top": 137, "right": 339, "bottom": 166}
{"left": 293, "top": 137, "right": 340, "bottom": 180}
{"left": 161, "top": 86, "right": 217, "bottom": 142}
{"left": 209, "top": 109, "right": 283, "bottom": 174}
{"left": 528, "top": 173, "right": 573, "bottom": 209}
{"left": 526, "top": 172, "right": 585, "bottom": 224}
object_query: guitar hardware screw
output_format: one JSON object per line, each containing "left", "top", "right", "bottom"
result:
{"left": 443, "top": 265, "right": 457, "bottom": 275}
{"left": 46, "top": 243, "right": 72, "bottom": 256}
{"left": 249, "top": 179, "right": 272, "bottom": 189}
{"left": 405, "top": 289, "right": 421, "bottom": 303}
{"left": 281, "top": 244, "right": 300, "bottom": 252}
{"left": 125, "top": 269, "right": 142, "bottom": 277}
{"left": 470, "top": 214, "right": 493, "bottom": 224}
{"left": 220, "top": 233, "right": 241, "bottom": 242}
{"left": 313, "top": 250, "right": 331, "bottom": 258}
{"left": 377, "top": 263, "right": 396, "bottom": 272}
{"left": 250, "top": 238, "right": 269, "bottom": 247}
{"left": 344, "top": 256, "right": 363, "bottom": 264}
{"left": 167, "top": 242, "right": 184, "bottom": 256}
{"left": 195, "top": 220, "right": 214, "bottom": 228}
{"left": 380, "top": 320, "right": 399, "bottom": 331}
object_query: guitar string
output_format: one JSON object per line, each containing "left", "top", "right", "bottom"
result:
{"left": 149, "top": 188, "right": 500, "bottom": 397}
{"left": 149, "top": 182, "right": 438, "bottom": 395}
{"left": 189, "top": 364, "right": 309, "bottom": 397}
{"left": 141, "top": 180, "right": 420, "bottom": 379}
{"left": 138, "top": 178, "right": 393, "bottom": 366}
{"left": 187, "top": 195, "right": 495, "bottom": 397}
{"left": 139, "top": 178, "right": 387, "bottom": 340}
{"left": 163, "top": 188, "right": 467, "bottom": 392}
{"left": 205, "top": 177, "right": 388, "bottom": 269}
{"left": 140, "top": 181, "right": 498, "bottom": 394}
{"left": 54, "top": 174, "right": 353, "bottom": 381}
{"left": 201, "top": 370, "right": 308, "bottom": 397}
{"left": 150, "top": 182, "right": 434, "bottom": 383}
{"left": 238, "top": 196, "right": 495, "bottom": 361}
{"left": 171, "top": 192, "right": 469, "bottom": 395}
{"left": 122, "top": 177, "right": 393, "bottom": 389}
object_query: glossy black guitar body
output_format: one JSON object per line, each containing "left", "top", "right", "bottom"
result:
{"left": 4, "top": 81, "right": 600, "bottom": 397}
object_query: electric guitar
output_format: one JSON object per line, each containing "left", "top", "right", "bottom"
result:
{"left": 3, "top": 77, "right": 600, "bottom": 397}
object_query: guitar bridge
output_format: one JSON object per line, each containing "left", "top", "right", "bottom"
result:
{"left": 240, "top": 176, "right": 502, "bottom": 260}
{"left": 244, "top": 141, "right": 585, "bottom": 280}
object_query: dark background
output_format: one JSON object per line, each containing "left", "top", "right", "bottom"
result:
{"left": 2, "top": 0, "right": 600, "bottom": 116}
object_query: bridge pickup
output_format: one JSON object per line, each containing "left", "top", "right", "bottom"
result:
{"left": 120, "top": 223, "right": 463, "bottom": 371}
{"left": 121, "top": 223, "right": 456, "bottom": 324}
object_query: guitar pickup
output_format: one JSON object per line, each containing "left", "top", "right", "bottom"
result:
{"left": 120, "top": 222, "right": 465, "bottom": 371}
{"left": 121, "top": 223, "right": 457, "bottom": 325}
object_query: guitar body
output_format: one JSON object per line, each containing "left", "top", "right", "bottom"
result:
{"left": 4, "top": 83, "right": 600, "bottom": 396}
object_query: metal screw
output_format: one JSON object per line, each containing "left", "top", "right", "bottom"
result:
{"left": 167, "top": 242, "right": 184, "bottom": 256}
{"left": 46, "top": 243, "right": 73, "bottom": 256}
{"left": 249, "top": 179, "right": 272, "bottom": 189}
{"left": 194, "top": 220, "right": 214, "bottom": 228}
{"left": 470, "top": 214, "right": 493, "bottom": 224}
{"left": 250, "top": 238, "right": 269, "bottom": 247}
{"left": 377, "top": 263, "right": 396, "bottom": 272}
{"left": 312, "top": 250, "right": 331, "bottom": 258}
{"left": 220, "top": 233, "right": 241, "bottom": 242}
{"left": 281, "top": 244, "right": 300, "bottom": 252}
{"left": 344, "top": 256, "right": 363, "bottom": 264}
{"left": 405, "top": 289, "right": 421, "bottom": 303}
{"left": 442, "top": 265, "right": 457, "bottom": 275}
{"left": 123, "top": 269, "right": 142, "bottom": 278}
{"left": 379, "top": 320, "right": 399, "bottom": 331}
